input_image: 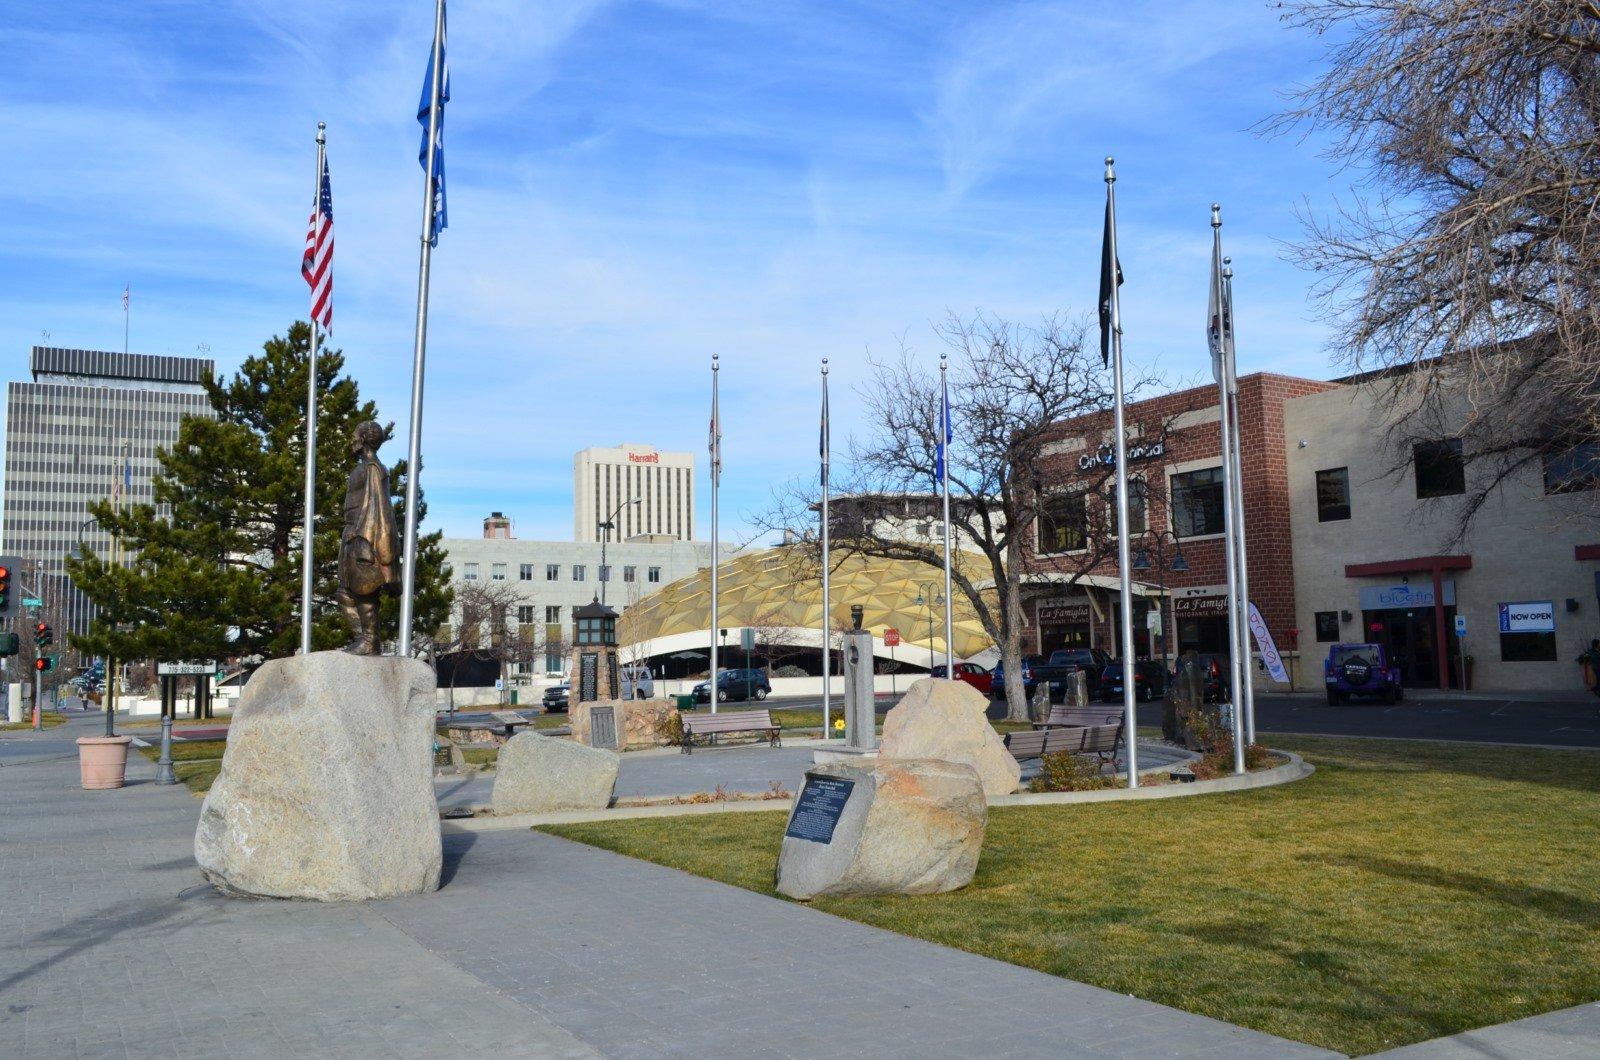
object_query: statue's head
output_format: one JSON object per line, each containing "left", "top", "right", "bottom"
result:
{"left": 351, "top": 420, "right": 387, "bottom": 456}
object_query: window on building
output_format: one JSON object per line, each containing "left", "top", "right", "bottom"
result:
{"left": 462, "top": 562, "right": 479, "bottom": 581}
{"left": 1542, "top": 441, "right": 1600, "bottom": 494}
{"left": 1171, "top": 467, "right": 1226, "bottom": 537}
{"left": 491, "top": 563, "right": 506, "bottom": 581}
{"left": 519, "top": 563, "right": 534, "bottom": 581}
{"left": 623, "top": 565, "right": 637, "bottom": 583}
{"left": 648, "top": 566, "right": 661, "bottom": 583}
{"left": 573, "top": 564, "right": 586, "bottom": 582}
{"left": 1500, "top": 630, "right": 1558, "bottom": 662}
{"left": 1314, "top": 611, "right": 1340, "bottom": 642}
{"left": 1108, "top": 477, "right": 1148, "bottom": 536}
{"left": 545, "top": 605, "right": 560, "bottom": 623}
{"left": 546, "top": 564, "right": 560, "bottom": 581}
{"left": 1316, "top": 467, "right": 1351, "bottom": 522}
{"left": 517, "top": 605, "right": 535, "bottom": 624}
{"left": 1414, "top": 439, "right": 1465, "bottom": 498}
{"left": 1038, "top": 491, "right": 1087, "bottom": 554}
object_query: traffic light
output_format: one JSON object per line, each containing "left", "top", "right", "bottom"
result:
{"left": 33, "top": 656, "right": 54, "bottom": 672}
{"left": 0, "top": 561, "right": 11, "bottom": 619}
{"left": 0, "top": 632, "right": 17, "bottom": 657}
{"left": 34, "top": 622, "right": 52, "bottom": 649}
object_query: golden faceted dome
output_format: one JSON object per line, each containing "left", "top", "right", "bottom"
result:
{"left": 617, "top": 545, "right": 995, "bottom": 661}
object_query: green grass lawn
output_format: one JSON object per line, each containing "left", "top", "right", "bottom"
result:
{"left": 0, "top": 711, "right": 66, "bottom": 731}
{"left": 136, "top": 739, "right": 228, "bottom": 763}
{"left": 542, "top": 735, "right": 1600, "bottom": 1056}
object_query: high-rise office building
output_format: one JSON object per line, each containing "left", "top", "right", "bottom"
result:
{"left": 2, "top": 347, "right": 215, "bottom": 635}
{"left": 573, "top": 444, "right": 695, "bottom": 543}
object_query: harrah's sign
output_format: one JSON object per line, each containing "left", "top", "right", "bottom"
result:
{"left": 626, "top": 452, "right": 660, "bottom": 464}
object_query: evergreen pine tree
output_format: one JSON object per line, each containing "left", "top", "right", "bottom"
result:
{"left": 67, "top": 322, "right": 452, "bottom": 662}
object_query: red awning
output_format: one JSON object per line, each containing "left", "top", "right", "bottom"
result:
{"left": 1344, "top": 555, "right": 1473, "bottom": 578}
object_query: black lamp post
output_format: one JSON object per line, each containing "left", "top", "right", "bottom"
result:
{"left": 1131, "top": 530, "right": 1187, "bottom": 676}
{"left": 913, "top": 583, "right": 944, "bottom": 673}
{"left": 597, "top": 496, "right": 641, "bottom": 607}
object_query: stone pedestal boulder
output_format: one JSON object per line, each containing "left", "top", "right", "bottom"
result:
{"left": 194, "top": 652, "right": 442, "bottom": 902}
{"left": 776, "top": 759, "right": 986, "bottom": 900}
{"left": 878, "top": 678, "right": 1021, "bottom": 798}
{"left": 569, "top": 698, "right": 679, "bottom": 751}
{"left": 491, "top": 732, "right": 619, "bottom": 815}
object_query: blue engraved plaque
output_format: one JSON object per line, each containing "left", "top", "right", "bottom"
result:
{"left": 784, "top": 775, "right": 855, "bottom": 844}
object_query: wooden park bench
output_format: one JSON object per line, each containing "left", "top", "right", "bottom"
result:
{"left": 1005, "top": 722, "right": 1122, "bottom": 769}
{"left": 680, "top": 709, "right": 782, "bottom": 753}
{"left": 1034, "top": 705, "right": 1123, "bottom": 730}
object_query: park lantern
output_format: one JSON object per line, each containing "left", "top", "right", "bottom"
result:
{"left": 572, "top": 598, "right": 618, "bottom": 648}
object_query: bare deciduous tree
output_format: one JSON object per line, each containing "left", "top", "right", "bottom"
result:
{"left": 1274, "top": 1, "right": 1600, "bottom": 533}
{"left": 427, "top": 580, "right": 539, "bottom": 710}
{"left": 765, "top": 314, "right": 1168, "bottom": 722}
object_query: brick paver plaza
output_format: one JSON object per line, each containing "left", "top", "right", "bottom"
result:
{"left": 4, "top": 715, "right": 1596, "bottom": 1057}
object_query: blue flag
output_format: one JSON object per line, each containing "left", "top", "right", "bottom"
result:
{"left": 934, "top": 372, "right": 952, "bottom": 482}
{"left": 417, "top": 3, "right": 450, "bottom": 243}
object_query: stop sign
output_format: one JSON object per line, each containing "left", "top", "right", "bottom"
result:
{"left": 884, "top": 628, "right": 901, "bottom": 647}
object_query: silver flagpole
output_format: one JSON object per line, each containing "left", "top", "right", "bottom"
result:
{"left": 1223, "top": 257, "right": 1256, "bottom": 745}
{"left": 1210, "top": 206, "right": 1247, "bottom": 774}
{"left": 1104, "top": 158, "right": 1139, "bottom": 787}
{"left": 709, "top": 354, "right": 721, "bottom": 714}
{"left": 397, "top": 0, "right": 446, "bottom": 658}
{"left": 820, "top": 358, "right": 831, "bottom": 736}
{"left": 299, "top": 122, "right": 326, "bottom": 656}
{"left": 940, "top": 354, "right": 955, "bottom": 675}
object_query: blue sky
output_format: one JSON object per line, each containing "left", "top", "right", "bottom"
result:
{"left": 7, "top": 0, "right": 1345, "bottom": 542}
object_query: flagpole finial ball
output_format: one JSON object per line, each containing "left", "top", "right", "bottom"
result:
{"left": 1224, "top": 256, "right": 1232, "bottom": 265}
{"left": 1104, "top": 156, "right": 1114, "bottom": 166}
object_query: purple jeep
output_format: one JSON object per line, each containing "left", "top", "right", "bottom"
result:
{"left": 1324, "top": 643, "right": 1404, "bottom": 705}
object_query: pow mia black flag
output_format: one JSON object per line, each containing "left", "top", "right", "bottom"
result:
{"left": 1098, "top": 196, "right": 1123, "bottom": 367}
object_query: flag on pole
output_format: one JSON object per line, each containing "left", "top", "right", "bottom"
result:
{"left": 1207, "top": 210, "right": 1230, "bottom": 385}
{"left": 819, "top": 365, "right": 830, "bottom": 488}
{"left": 1098, "top": 198, "right": 1123, "bottom": 367}
{"left": 121, "top": 285, "right": 129, "bottom": 312}
{"left": 302, "top": 154, "right": 334, "bottom": 332}
{"left": 709, "top": 384, "right": 722, "bottom": 485}
{"left": 934, "top": 370, "right": 952, "bottom": 481}
{"left": 417, "top": 1, "right": 450, "bottom": 244}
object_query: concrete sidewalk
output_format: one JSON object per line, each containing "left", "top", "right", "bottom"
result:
{"left": 1, "top": 715, "right": 1333, "bottom": 1058}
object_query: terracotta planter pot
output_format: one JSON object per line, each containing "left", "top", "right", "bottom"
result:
{"left": 76, "top": 735, "right": 134, "bottom": 790}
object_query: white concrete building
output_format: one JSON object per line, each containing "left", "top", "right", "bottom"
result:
{"left": 1285, "top": 380, "right": 1600, "bottom": 693}
{"left": 441, "top": 515, "right": 735, "bottom": 684}
{"left": 573, "top": 444, "right": 695, "bottom": 543}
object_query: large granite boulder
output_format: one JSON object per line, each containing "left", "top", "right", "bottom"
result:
{"left": 878, "top": 677, "right": 1021, "bottom": 798}
{"left": 491, "top": 732, "right": 619, "bottom": 815}
{"left": 776, "top": 759, "right": 986, "bottom": 900}
{"left": 569, "top": 698, "right": 679, "bottom": 750}
{"left": 194, "top": 652, "right": 442, "bottom": 901}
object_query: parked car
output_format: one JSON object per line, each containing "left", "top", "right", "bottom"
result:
{"left": 1033, "top": 648, "right": 1115, "bottom": 701}
{"left": 930, "top": 662, "right": 993, "bottom": 695}
{"left": 1097, "top": 659, "right": 1169, "bottom": 702}
{"left": 692, "top": 667, "right": 771, "bottom": 704}
{"left": 1325, "top": 643, "right": 1404, "bottom": 704}
{"left": 620, "top": 665, "right": 654, "bottom": 700}
{"left": 988, "top": 654, "right": 1047, "bottom": 698}
{"left": 542, "top": 683, "right": 570, "bottom": 713}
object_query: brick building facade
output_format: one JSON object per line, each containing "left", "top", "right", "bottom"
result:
{"left": 1020, "top": 372, "right": 1337, "bottom": 679}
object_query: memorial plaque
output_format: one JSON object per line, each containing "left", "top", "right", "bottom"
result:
{"left": 590, "top": 705, "right": 618, "bottom": 750}
{"left": 606, "top": 653, "right": 619, "bottom": 700}
{"left": 784, "top": 775, "right": 855, "bottom": 845}
{"left": 579, "top": 652, "right": 599, "bottom": 702}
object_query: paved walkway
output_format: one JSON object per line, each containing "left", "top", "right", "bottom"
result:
{"left": 3, "top": 716, "right": 1332, "bottom": 1058}
{"left": 1371, "top": 1001, "right": 1600, "bottom": 1058}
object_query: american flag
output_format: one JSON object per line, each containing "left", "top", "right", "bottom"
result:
{"left": 302, "top": 155, "right": 333, "bottom": 332}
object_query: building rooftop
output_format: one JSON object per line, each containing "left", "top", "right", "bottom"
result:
{"left": 30, "top": 347, "right": 214, "bottom": 386}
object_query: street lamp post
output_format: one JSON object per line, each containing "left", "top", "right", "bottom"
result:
{"left": 1131, "top": 530, "right": 1188, "bottom": 679}
{"left": 597, "top": 496, "right": 641, "bottom": 608}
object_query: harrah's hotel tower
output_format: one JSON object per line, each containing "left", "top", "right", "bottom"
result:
{"left": 572, "top": 444, "right": 696, "bottom": 544}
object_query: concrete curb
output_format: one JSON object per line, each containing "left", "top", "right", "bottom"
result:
{"left": 993, "top": 751, "right": 1312, "bottom": 807}
{"left": 442, "top": 748, "right": 1312, "bottom": 833}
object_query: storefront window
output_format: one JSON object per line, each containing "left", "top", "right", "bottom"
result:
{"left": 1314, "top": 611, "right": 1340, "bottom": 641}
{"left": 1038, "top": 491, "right": 1087, "bottom": 554}
{"left": 1171, "top": 467, "right": 1225, "bottom": 537}
{"left": 1500, "top": 631, "right": 1557, "bottom": 662}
